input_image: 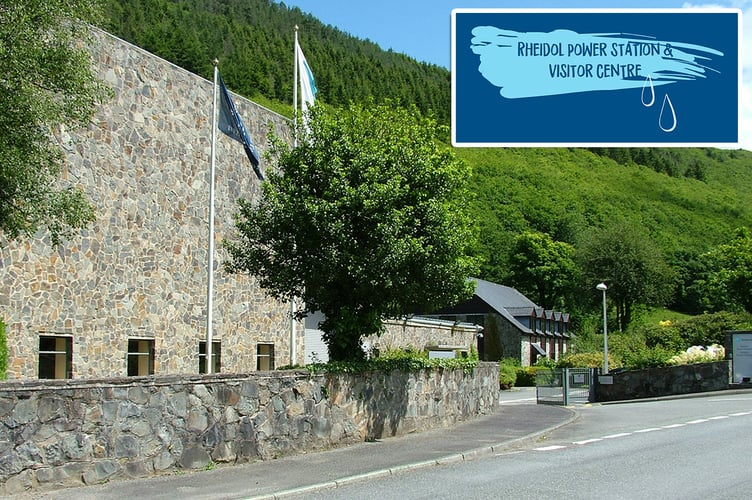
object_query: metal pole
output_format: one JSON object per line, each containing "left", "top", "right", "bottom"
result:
{"left": 597, "top": 283, "right": 609, "bottom": 374}
{"left": 206, "top": 59, "right": 219, "bottom": 374}
{"left": 293, "top": 25, "right": 299, "bottom": 146}
{"left": 290, "top": 27, "right": 299, "bottom": 366}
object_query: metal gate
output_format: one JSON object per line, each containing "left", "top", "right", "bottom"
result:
{"left": 536, "top": 368, "right": 594, "bottom": 405}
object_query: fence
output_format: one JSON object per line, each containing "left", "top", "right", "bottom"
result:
{"left": 536, "top": 368, "right": 594, "bottom": 405}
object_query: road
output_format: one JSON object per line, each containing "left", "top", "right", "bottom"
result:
{"left": 291, "top": 392, "right": 752, "bottom": 499}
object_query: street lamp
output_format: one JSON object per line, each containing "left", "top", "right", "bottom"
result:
{"left": 596, "top": 282, "right": 609, "bottom": 374}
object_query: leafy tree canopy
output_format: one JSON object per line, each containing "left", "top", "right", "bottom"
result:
{"left": 1, "top": 0, "right": 109, "bottom": 245}
{"left": 225, "top": 101, "right": 480, "bottom": 361}
{"left": 577, "top": 222, "right": 675, "bottom": 331}
{"left": 700, "top": 227, "right": 752, "bottom": 313}
{"left": 508, "top": 231, "right": 577, "bottom": 310}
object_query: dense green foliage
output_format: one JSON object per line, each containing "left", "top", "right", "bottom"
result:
{"left": 699, "top": 228, "right": 752, "bottom": 313}
{"left": 101, "top": 0, "right": 450, "bottom": 123}
{"left": 225, "top": 102, "right": 479, "bottom": 361}
{"left": 1, "top": 0, "right": 108, "bottom": 245}
{"left": 578, "top": 222, "right": 675, "bottom": 330}
{"left": 304, "top": 347, "right": 479, "bottom": 375}
{"left": 568, "top": 311, "right": 752, "bottom": 370}
{"left": 508, "top": 231, "right": 577, "bottom": 310}
{"left": 498, "top": 358, "right": 519, "bottom": 389}
{"left": 462, "top": 147, "right": 752, "bottom": 319}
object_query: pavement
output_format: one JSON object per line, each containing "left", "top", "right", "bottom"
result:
{"left": 26, "top": 387, "right": 576, "bottom": 500}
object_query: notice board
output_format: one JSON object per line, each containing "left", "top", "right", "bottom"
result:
{"left": 731, "top": 331, "right": 752, "bottom": 384}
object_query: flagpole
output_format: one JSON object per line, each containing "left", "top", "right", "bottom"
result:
{"left": 294, "top": 25, "right": 299, "bottom": 147}
{"left": 290, "top": 26, "right": 299, "bottom": 366}
{"left": 206, "top": 58, "right": 219, "bottom": 374}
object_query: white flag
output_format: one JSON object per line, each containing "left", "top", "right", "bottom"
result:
{"left": 296, "top": 43, "right": 317, "bottom": 117}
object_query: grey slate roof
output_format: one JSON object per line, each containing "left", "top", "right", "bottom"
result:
{"left": 473, "top": 278, "right": 538, "bottom": 310}
{"left": 470, "top": 278, "right": 570, "bottom": 338}
{"left": 471, "top": 278, "right": 535, "bottom": 335}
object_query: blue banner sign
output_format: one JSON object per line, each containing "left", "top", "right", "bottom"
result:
{"left": 452, "top": 9, "right": 741, "bottom": 147}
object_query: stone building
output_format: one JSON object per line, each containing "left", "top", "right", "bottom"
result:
{"left": 427, "top": 278, "right": 571, "bottom": 366}
{"left": 0, "top": 29, "right": 298, "bottom": 379}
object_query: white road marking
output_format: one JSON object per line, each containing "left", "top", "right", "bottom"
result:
{"left": 603, "top": 432, "right": 632, "bottom": 439}
{"left": 573, "top": 438, "right": 603, "bottom": 445}
{"left": 532, "top": 409, "right": 752, "bottom": 453}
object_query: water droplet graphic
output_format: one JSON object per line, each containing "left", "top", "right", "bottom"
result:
{"left": 659, "top": 94, "right": 677, "bottom": 133}
{"left": 641, "top": 75, "right": 655, "bottom": 107}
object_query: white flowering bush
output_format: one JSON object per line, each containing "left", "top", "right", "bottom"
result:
{"left": 668, "top": 344, "right": 726, "bottom": 366}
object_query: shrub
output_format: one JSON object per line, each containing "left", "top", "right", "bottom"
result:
{"left": 634, "top": 311, "right": 752, "bottom": 352}
{"left": 305, "top": 348, "right": 479, "bottom": 375}
{"left": 533, "top": 356, "right": 557, "bottom": 369}
{"left": 499, "top": 358, "right": 518, "bottom": 389}
{"left": 668, "top": 344, "right": 725, "bottom": 366}
{"left": 620, "top": 344, "right": 675, "bottom": 370}
{"left": 558, "top": 352, "right": 614, "bottom": 369}
{"left": 642, "top": 321, "right": 684, "bottom": 352}
{"left": 515, "top": 366, "right": 539, "bottom": 386}
{"left": 673, "top": 312, "right": 752, "bottom": 347}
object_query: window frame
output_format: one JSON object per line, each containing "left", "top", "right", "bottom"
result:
{"left": 127, "top": 338, "right": 155, "bottom": 376}
{"left": 38, "top": 335, "right": 73, "bottom": 379}
{"left": 198, "top": 340, "right": 222, "bottom": 374}
{"left": 256, "top": 343, "right": 275, "bottom": 371}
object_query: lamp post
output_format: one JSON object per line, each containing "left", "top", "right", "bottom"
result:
{"left": 596, "top": 282, "right": 609, "bottom": 374}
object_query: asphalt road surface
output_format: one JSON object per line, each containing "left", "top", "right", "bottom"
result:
{"left": 292, "top": 392, "right": 752, "bottom": 499}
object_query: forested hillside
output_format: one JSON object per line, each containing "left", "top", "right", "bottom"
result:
{"left": 98, "top": 0, "right": 752, "bottom": 319}
{"left": 101, "top": 0, "right": 450, "bottom": 122}
{"left": 462, "top": 147, "right": 752, "bottom": 280}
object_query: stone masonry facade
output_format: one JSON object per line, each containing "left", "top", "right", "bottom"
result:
{"left": 0, "top": 364, "right": 499, "bottom": 495}
{"left": 0, "top": 29, "right": 299, "bottom": 379}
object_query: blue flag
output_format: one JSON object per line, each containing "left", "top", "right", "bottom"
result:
{"left": 218, "top": 74, "right": 263, "bottom": 180}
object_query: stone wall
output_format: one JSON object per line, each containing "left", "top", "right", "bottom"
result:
{"left": 0, "top": 29, "right": 300, "bottom": 378}
{"left": 594, "top": 361, "right": 731, "bottom": 402}
{"left": 369, "top": 318, "right": 482, "bottom": 355}
{"left": 0, "top": 363, "right": 498, "bottom": 494}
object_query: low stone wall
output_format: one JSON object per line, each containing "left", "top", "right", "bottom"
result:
{"left": 327, "top": 363, "right": 498, "bottom": 440}
{"left": 0, "top": 363, "right": 498, "bottom": 494}
{"left": 373, "top": 317, "right": 482, "bottom": 355}
{"left": 595, "top": 361, "right": 730, "bottom": 402}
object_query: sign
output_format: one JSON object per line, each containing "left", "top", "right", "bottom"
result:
{"left": 452, "top": 9, "right": 741, "bottom": 147}
{"left": 731, "top": 331, "right": 752, "bottom": 384}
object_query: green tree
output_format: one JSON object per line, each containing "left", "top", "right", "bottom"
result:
{"left": 1, "top": 0, "right": 109, "bottom": 245}
{"left": 225, "top": 102, "right": 480, "bottom": 361}
{"left": 508, "top": 231, "right": 577, "bottom": 309}
{"left": 701, "top": 227, "right": 752, "bottom": 313}
{"left": 578, "top": 222, "right": 674, "bottom": 331}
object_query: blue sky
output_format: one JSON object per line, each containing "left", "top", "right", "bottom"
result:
{"left": 285, "top": 1, "right": 751, "bottom": 149}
